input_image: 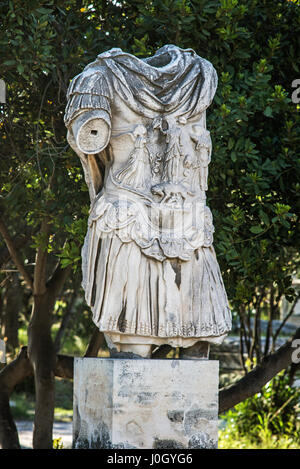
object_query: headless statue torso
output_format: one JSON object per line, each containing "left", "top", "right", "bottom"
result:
{"left": 65, "top": 45, "right": 232, "bottom": 358}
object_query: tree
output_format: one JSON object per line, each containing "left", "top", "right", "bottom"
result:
{"left": 0, "top": 0, "right": 299, "bottom": 449}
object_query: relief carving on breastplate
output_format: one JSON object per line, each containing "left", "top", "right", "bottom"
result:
{"left": 92, "top": 113, "right": 216, "bottom": 262}
{"left": 64, "top": 45, "right": 218, "bottom": 261}
{"left": 114, "top": 124, "right": 151, "bottom": 191}
{"left": 111, "top": 117, "right": 211, "bottom": 207}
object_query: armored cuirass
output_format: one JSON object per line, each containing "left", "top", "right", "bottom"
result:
{"left": 65, "top": 45, "right": 231, "bottom": 350}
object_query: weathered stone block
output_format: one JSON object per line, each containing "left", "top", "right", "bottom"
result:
{"left": 73, "top": 358, "right": 219, "bottom": 449}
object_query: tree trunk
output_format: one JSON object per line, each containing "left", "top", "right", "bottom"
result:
{"left": 54, "top": 285, "right": 78, "bottom": 353}
{"left": 28, "top": 293, "right": 56, "bottom": 449}
{"left": 28, "top": 258, "right": 71, "bottom": 449}
{"left": 0, "top": 346, "right": 71, "bottom": 449}
{"left": 0, "top": 391, "right": 20, "bottom": 449}
{"left": 0, "top": 347, "right": 33, "bottom": 449}
{"left": 0, "top": 215, "right": 71, "bottom": 449}
{"left": 2, "top": 273, "right": 21, "bottom": 353}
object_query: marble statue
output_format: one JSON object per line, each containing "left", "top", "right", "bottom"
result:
{"left": 64, "top": 45, "right": 231, "bottom": 358}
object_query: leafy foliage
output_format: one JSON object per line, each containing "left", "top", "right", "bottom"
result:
{"left": 220, "top": 371, "right": 300, "bottom": 447}
{"left": 0, "top": 0, "right": 299, "bottom": 360}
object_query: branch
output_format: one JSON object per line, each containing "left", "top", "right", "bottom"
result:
{"left": 0, "top": 217, "right": 33, "bottom": 291}
{"left": 84, "top": 328, "right": 106, "bottom": 357}
{"left": 46, "top": 262, "right": 72, "bottom": 299}
{"left": 55, "top": 354, "right": 74, "bottom": 379}
{"left": 0, "top": 346, "right": 74, "bottom": 384}
{"left": 0, "top": 347, "right": 33, "bottom": 449}
{"left": 54, "top": 285, "right": 79, "bottom": 353}
{"left": 33, "top": 217, "right": 51, "bottom": 295}
{"left": 219, "top": 326, "right": 300, "bottom": 414}
{"left": 0, "top": 347, "right": 33, "bottom": 394}
{"left": 264, "top": 286, "right": 275, "bottom": 357}
{"left": 273, "top": 292, "right": 300, "bottom": 343}
{"left": 0, "top": 229, "right": 34, "bottom": 268}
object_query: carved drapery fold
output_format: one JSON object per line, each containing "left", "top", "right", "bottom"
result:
{"left": 65, "top": 45, "right": 231, "bottom": 347}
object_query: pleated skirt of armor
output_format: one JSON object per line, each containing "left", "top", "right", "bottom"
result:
{"left": 82, "top": 224, "right": 232, "bottom": 348}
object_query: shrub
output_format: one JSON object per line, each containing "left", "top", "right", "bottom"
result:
{"left": 220, "top": 371, "right": 300, "bottom": 447}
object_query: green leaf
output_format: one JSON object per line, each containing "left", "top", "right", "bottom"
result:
{"left": 3, "top": 59, "right": 16, "bottom": 65}
{"left": 250, "top": 225, "right": 264, "bottom": 234}
{"left": 228, "top": 137, "right": 235, "bottom": 150}
{"left": 263, "top": 106, "right": 273, "bottom": 118}
{"left": 17, "top": 64, "right": 24, "bottom": 74}
{"left": 231, "top": 151, "right": 237, "bottom": 162}
{"left": 36, "top": 7, "right": 52, "bottom": 14}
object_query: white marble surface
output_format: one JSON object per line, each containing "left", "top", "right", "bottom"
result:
{"left": 64, "top": 46, "right": 231, "bottom": 353}
{"left": 73, "top": 357, "right": 219, "bottom": 449}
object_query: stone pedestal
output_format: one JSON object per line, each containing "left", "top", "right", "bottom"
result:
{"left": 73, "top": 358, "right": 219, "bottom": 449}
